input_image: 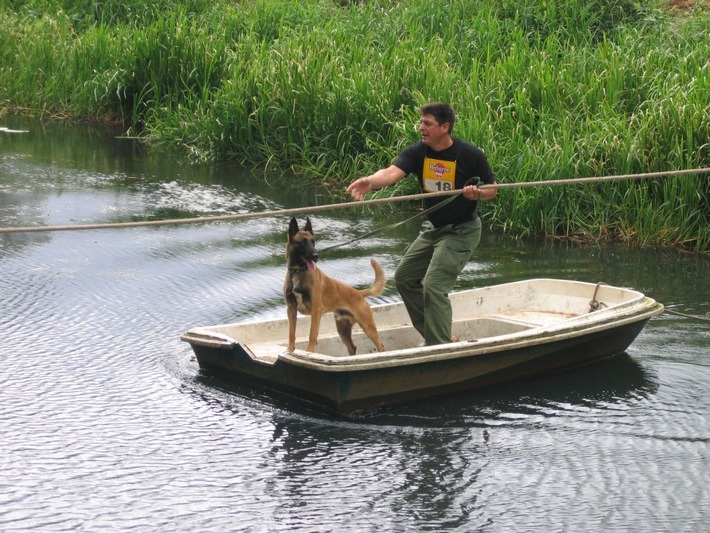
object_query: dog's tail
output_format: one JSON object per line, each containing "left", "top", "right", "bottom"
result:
{"left": 360, "top": 258, "right": 386, "bottom": 297}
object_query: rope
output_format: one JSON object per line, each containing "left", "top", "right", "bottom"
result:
{"left": 317, "top": 176, "right": 478, "bottom": 253}
{"left": 588, "top": 282, "right": 609, "bottom": 312}
{"left": 587, "top": 283, "right": 708, "bottom": 322}
{"left": 588, "top": 283, "right": 708, "bottom": 322}
{"left": 318, "top": 195, "right": 451, "bottom": 254}
{"left": 663, "top": 309, "right": 710, "bottom": 322}
{"left": 0, "top": 167, "right": 708, "bottom": 234}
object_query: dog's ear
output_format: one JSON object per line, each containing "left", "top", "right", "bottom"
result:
{"left": 288, "top": 217, "right": 299, "bottom": 239}
{"left": 304, "top": 217, "right": 313, "bottom": 235}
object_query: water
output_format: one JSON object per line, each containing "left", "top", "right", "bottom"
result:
{"left": 1, "top": 117, "right": 709, "bottom": 532}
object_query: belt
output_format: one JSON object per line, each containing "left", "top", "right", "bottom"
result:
{"left": 433, "top": 213, "right": 479, "bottom": 229}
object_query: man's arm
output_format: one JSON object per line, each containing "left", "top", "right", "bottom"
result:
{"left": 347, "top": 165, "right": 407, "bottom": 201}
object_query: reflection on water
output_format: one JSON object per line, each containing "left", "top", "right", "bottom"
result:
{"left": 1, "top": 116, "right": 709, "bottom": 532}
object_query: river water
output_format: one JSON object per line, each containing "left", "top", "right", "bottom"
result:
{"left": 1, "top": 117, "right": 708, "bottom": 532}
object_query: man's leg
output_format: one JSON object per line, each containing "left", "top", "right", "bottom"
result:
{"left": 394, "top": 227, "right": 436, "bottom": 338}
{"left": 423, "top": 219, "right": 482, "bottom": 345}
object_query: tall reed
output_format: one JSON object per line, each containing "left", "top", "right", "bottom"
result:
{"left": 1, "top": 0, "right": 708, "bottom": 250}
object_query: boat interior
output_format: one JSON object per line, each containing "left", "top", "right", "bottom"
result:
{"left": 186, "top": 279, "right": 649, "bottom": 359}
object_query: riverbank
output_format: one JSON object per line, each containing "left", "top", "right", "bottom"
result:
{"left": 1, "top": 0, "right": 708, "bottom": 250}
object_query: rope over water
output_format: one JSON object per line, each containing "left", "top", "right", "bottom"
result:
{"left": 663, "top": 309, "right": 710, "bottom": 322}
{"left": 0, "top": 167, "right": 708, "bottom": 234}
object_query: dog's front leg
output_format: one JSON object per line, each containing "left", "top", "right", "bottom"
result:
{"left": 307, "top": 304, "right": 323, "bottom": 353}
{"left": 287, "top": 304, "right": 298, "bottom": 352}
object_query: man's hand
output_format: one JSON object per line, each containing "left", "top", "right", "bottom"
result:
{"left": 462, "top": 184, "right": 481, "bottom": 201}
{"left": 346, "top": 177, "right": 371, "bottom": 201}
{"left": 462, "top": 183, "right": 496, "bottom": 201}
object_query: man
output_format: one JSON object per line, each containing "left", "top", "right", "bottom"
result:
{"left": 347, "top": 102, "right": 497, "bottom": 345}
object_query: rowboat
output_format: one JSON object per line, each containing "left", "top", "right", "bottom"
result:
{"left": 181, "top": 278, "right": 663, "bottom": 414}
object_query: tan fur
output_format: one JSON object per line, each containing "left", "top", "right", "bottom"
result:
{"left": 284, "top": 217, "right": 385, "bottom": 355}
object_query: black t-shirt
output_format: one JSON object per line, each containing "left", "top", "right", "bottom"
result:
{"left": 393, "top": 139, "right": 495, "bottom": 228}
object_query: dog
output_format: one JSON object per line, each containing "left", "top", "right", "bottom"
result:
{"left": 284, "top": 217, "right": 385, "bottom": 355}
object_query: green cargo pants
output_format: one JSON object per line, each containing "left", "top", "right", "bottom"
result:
{"left": 394, "top": 217, "right": 482, "bottom": 345}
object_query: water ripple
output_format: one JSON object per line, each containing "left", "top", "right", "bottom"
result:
{"left": 2, "top": 132, "right": 710, "bottom": 531}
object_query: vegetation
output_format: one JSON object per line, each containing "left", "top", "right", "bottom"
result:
{"left": 0, "top": 0, "right": 708, "bottom": 251}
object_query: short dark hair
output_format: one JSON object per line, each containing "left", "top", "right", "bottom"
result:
{"left": 420, "top": 102, "right": 455, "bottom": 134}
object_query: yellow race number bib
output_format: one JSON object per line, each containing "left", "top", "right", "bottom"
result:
{"left": 423, "top": 157, "right": 457, "bottom": 192}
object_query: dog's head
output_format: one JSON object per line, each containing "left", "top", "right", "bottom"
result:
{"left": 287, "top": 217, "right": 319, "bottom": 268}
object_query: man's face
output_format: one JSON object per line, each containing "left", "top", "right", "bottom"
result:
{"left": 418, "top": 113, "right": 450, "bottom": 147}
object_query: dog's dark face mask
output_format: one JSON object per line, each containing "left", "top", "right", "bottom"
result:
{"left": 294, "top": 235, "right": 319, "bottom": 263}
{"left": 288, "top": 217, "right": 319, "bottom": 268}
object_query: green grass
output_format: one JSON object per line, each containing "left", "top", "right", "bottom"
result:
{"left": 1, "top": 0, "right": 708, "bottom": 250}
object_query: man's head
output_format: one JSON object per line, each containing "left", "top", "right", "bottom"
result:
{"left": 419, "top": 102, "right": 456, "bottom": 135}
{"left": 419, "top": 102, "right": 455, "bottom": 149}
